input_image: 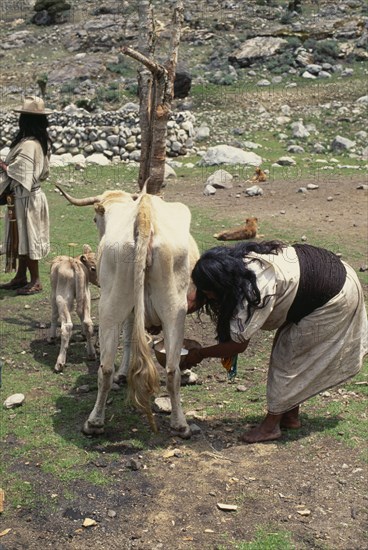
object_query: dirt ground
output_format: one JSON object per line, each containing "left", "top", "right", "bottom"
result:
{"left": 1, "top": 175, "right": 367, "bottom": 550}
{"left": 164, "top": 172, "right": 368, "bottom": 266}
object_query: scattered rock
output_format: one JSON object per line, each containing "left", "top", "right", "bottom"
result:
{"left": 302, "top": 71, "right": 317, "bottom": 79}
{"left": 189, "top": 423, "right": 201, "bottom": 435}
{"left": 206, "top": 169, "right": 233, "bottom": 189}
{"left": 128, "top": 458, "right": 141, "bottom": 471}
{"left": 164, "top": 164, "right": 177, "bottom": 180}
{"left": 356, "top": 95, "right": 368, "bottom": 104}
{"left": 217, "top": 503, "right": 238, "bottom": 512}
{"left": 291, "top": 121, "right": 310, "bottom": 139}
{"left": 297, "top": 509, "right": 311, "bottom": 516}
{"left": 85, "top": 153, "right": 111, "bottom": 166}
{"left": 198, "top": 145, "right": 262, "bottom": 167}
{"left": 245, "top": 185, "right": 263, "bottom": 196}
{"left": 203, "top": 184, "right": 216, "bottom": 196}
{"left": 277, "top": 156, "right": 296, "bottom": 166}
{"left": 82, "top": 518, "right": 97, "bottom": 528}
{"left": 181, "top": 369, "right": 199, "bottom": 385}
{"left": 256, "top": 79, "right": 271, "bottom": 87}
{"left": 331, "top": 135, "right": 356, "bottom": 152}
{"left": 3, "top": 393, "right": 25, "bottom": 409}
{"left": 195, "top": 125, "right": 210, "bottom": 141}
{"left": 229, "top": 37, "right": 288, "bottom": 67}
{"left": 153, "top": 397, "right": 172, "bottom": 414}
{"left": 76, "top": 385, "right": 90, "bottom": 393}
{"left": 287, "top": 145, "right": 305, "bottom": 154}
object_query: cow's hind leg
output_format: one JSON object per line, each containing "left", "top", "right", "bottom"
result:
{"left": 83, "top": 323, "right": 120, "bottom": 435}
{"left": 114, "top": 313, "right": 134, "bottom": 384}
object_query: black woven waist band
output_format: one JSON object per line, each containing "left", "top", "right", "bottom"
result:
{"left": 286, "top": 244, "right": 347, "bottom": 324}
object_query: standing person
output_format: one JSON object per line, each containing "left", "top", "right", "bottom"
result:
{"left": 183, "top": 241, "right": 368, "bottom": 443}
{"left": 0, "top": 96, "right": 52, "bottom": 295}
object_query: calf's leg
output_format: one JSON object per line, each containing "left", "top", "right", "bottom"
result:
{"left": 76, "top": 289, "right": 96, "bottom": 361}
{"left": 55, "top": 320, "right": 73, "bottom": 373}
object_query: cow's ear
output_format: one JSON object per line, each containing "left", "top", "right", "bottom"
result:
{"left": 95, "top": 203, "right": 105, "bottom": 215}
{"left": 82, "top": 244, "right": 92, "bottom": 254}
{"left": 80, "top": 255, "right": 87, "bottom": 265}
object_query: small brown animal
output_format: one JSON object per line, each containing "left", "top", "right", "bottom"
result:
{"left": 213, "top": 217, "right": 260, "bottom": 241}
{"left": 48, "top": 244, "right": 99, "bottom": 373}
{"left": 251, "top": 167, "right": 267, "bottom": 183}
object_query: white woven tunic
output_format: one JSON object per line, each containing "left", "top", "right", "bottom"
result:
{"left": 1, "top": 138, "right": 50, "bottom": 260}
{"left": 230, "top": 247, "right": 368, "bottom": 414}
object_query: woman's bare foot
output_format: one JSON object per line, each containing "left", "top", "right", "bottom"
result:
{"left": 239, "top": 412, "right": 284, "bottom": 444}
{"left": 280, "top": 406, "right": 301, "bottom": 429}
{"left": 239, "top": 424, "right": 282, "bottom": 443}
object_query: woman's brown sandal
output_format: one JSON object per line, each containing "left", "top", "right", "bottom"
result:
{"left": 0, "top": 279, "right": 28, "bottom": 290}
{"left": 16, "top": 283, "right": 43, "bottom": 295}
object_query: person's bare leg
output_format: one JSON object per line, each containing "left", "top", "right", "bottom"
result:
{"left": 16, "top": 258, "right": 43, "bottom": 294}
{"left": 280, "top": 405, "right": 301, "bottom": 429}
{"left": 27, "top": 258, "right": 41, "bottom": 288}
{"left": 239, "top": 412, "right": 283, "bottom": 443}
{"left": 0, "top": 255, "right": 28, "bottom": 288}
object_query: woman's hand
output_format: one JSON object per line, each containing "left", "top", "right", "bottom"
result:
{"left": 181, "top": 347, "right": 203, "bottom": 369}
{"left": 182, "top": 339, "right": 249, "bottom": 369}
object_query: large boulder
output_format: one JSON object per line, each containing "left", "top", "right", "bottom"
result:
{"left": 331, "top": 135, "right": 356, "bottom": 152}
{"left": 32, "top": 0, "right": 71, "bottom": 25}
{"left": 198, "top": 145, "right": 262, "bottom": 167}
{"left": 174, "top": 67, "right": 192, "bottom": 99}
{"left": 229, "top": 37, "right": 288, "bottom": 67}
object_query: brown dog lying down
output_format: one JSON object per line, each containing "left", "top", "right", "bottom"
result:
{"left": 213, "top": 217, "right": 262, "bottom": 241}
{"left": 251, "top": 167, "right": 267, "bottom": 183}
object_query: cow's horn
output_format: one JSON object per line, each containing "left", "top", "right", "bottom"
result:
{"left": 55, "top": 184, "right": 101, "bottom": 206}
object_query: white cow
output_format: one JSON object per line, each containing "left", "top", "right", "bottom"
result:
{"left": 56, "top": 186, "right": 200, "bottom": 439}
{"left": 48, "top": 245, "right": 98, "bottom": 373}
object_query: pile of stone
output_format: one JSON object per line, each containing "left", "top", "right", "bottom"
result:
{"left": 0, "top": 104, "right": 196, "bottom": 160}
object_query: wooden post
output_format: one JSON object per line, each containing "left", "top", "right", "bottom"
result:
{"left": 0, "top": 488, "right": 4, "bottom": 513}
{"left": 122, "top": 0, "right": 184, "bottom": 195}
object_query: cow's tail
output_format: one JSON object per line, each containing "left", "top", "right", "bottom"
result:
{"left": 128, "top": 195, "right": 160, "bottom": 432}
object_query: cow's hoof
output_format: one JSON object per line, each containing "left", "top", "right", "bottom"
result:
{"left": 171, "top": 425, "right": 191, "bottom": 439}
{"left": 54, "top": 363, "right": 64, "bottom": 373}
{"left": 82, "top": 421, "right": 105, "bottom": 436}
{"left": 113, "top": 374, "right": 127, "bottom": 385}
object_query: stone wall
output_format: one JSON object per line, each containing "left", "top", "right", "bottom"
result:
{"left": 0, "top": 104, "right": 196, "bottom": 161}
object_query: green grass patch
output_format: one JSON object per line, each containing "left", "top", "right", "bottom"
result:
{"left": 218, "top": 526, "right": 296, "bottom": 550}
{"left": 0, "top": 160, "right": 366, "bottom": 515}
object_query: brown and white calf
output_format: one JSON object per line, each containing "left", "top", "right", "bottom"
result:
{"left": 48, "top": 245, "right": 99, "bottom": 373}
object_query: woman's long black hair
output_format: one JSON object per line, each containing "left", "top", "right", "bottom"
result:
{"left": 192, "top": 240, "right": 285, "bottom": 342}
{"left": 11, "top": 114, "right": 50, "bottom": 156}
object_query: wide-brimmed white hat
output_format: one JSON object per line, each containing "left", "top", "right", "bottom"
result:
{"left": 13, "top": 96, "right": 53, "bottom": 115}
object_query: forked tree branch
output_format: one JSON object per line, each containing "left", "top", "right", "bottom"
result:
{"left": 121, "top": 46, "right": 165, "bottom": 77}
